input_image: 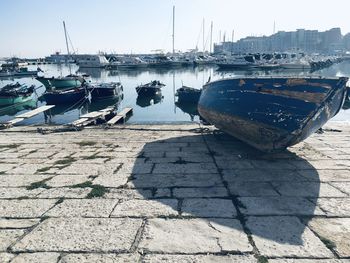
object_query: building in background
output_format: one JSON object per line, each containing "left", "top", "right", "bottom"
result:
{"left": 214, "top": 28, "right": 345, "bottom": 54}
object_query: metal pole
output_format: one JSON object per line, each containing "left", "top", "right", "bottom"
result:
{"left": 202, "top": 18, "right": 205, "bottom": 53}
{"left": 63, "top": 21, "right": 70, "bottom": 56}
{"left": 210, "top": 21, "right": 213, "bottom": 54}
{"left": 172, "top": 6, "right": 175, "bottom": 55}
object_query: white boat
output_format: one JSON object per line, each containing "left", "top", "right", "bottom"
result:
{"left": 75, "top": 54, "right": 109, "bottom": 68}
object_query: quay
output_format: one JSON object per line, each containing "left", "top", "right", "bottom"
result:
{"left": 0, "top": 122, "right": 349, "bottom": 262}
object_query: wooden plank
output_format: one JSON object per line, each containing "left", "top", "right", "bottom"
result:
{"left": 80, "top": 111, "right": 104, "bottom": 119}
{"left": 117, "top": 107, "right": 133, "bottom": 117}
{"left": 16, "top": 105, "right": 55, "bottom": 119}
{"left": 107, "top": 115, "right": 123, "bottom": 125}
{"left": 71, "top": 118, "right": 89, "bottom": 126}
{"left": 6, "top": 118, "right": 25, "bottom": 125}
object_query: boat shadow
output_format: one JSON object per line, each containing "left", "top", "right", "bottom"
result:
{"left": 131, "top": 131, "right": 320, "bottom": 246}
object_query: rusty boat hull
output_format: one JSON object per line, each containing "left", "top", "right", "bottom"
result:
{"left": 198, "top": 77, "right": 348, "bottom": 152}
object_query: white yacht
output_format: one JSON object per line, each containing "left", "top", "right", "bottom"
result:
{"left": 75, "top": 54, "right": 109, "bottom": 68}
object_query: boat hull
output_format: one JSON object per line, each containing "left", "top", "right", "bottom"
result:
{"left": 0, "top": 95, "right": 32, "bottom": 106}
{"left": 36, "top": 77, "right": 82, "bottom": 89}
{"left": 43, "top": 89, "right": 87, "bottom": 105}
{"left": 198, "top": 77, "right": 348, "bottom": 152}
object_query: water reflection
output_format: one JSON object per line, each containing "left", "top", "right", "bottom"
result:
{"left": 1, "top": 61, "right": 349, "bottom": 125}
{"left": 136, "top": 92, "right": 163, "bottom": 108}
{"left": 0, "top": 99, "right": 37, "bottom": 116}
{"left": 175, "top": 101, "right": 199, "bottom": 121}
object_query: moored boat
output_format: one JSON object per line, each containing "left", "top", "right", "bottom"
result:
{"left": 0, "top": 83, "right": 36, "bottom": 106}
{"left": 36, "top": 75, "right": 85, "bottom": 89}
{"left": 198, "top": 77, "right": 348, "bottom": 152}
{"left": 43, "top": 87, "right": 88, "bottom": 105}
{"left": 175, "top": 86, "right": 201, "bottom": 103}
{"left": 86, "top": 82, "right": 123, "bottom": 101}
{"left": 135, "top": 80, "right": 165, "bottom": 96}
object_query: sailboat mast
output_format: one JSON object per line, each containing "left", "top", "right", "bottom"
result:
{"left": 202, "top": 18, "right": 205, "bottom": 53}
{"left": 210, "top": 21, "right": 213, "bottom": 54}
{"left": 172, "top": 6, "right": 175, "bottom": 55}
{"left": 63, "top": 21, "right": 70, "bottom": 56}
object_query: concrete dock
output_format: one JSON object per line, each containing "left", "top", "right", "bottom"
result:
{"left": 0, "top": 123, "right": 349, "bottom": 262}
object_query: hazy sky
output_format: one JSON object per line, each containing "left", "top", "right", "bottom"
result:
{"left": 1, "top": 0, "right": 349, "bottom": 58}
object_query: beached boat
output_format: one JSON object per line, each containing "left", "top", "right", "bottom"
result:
{"left": 86, "top": 82, "right": 123, "bottom": 101}
{"left": 175, "top": 86, "right": 201, "bottom": 103}
{"left": 0, "top": 83, "right": 36, "bottom": 106}
{"left": 43, "top": 87, "right": 88, "bottom": 105}
{"left": 135, "top": 80, "right": 165, "bottom": 96}
{"left": 198, "top": 77, "right": 348, "bottom": 152}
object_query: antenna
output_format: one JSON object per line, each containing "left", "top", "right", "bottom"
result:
{"left": 219, "top": 30, "right": 221, "bottom": 43}
{"left": 273, "top": 21, "right": 276, "bottom": 34}
{"left": 172, "top": 6, "right": 175, "bottom": 55}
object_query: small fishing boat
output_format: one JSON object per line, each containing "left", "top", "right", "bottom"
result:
{"left": 36, "top": 75, "right": 85, "bottom": 89}
{"left": 135, "top": 80, "right": 165, "bottom": 96}
{"left": 86, "top": 82, "right": 123, "bottom": 100}
{"left": 43, "top": 87, "right": 88, "bottom": 105}
{"left": 0, "top": 83, "right": 36, "bottom": 106}
{"left": 175, "top": 86, "right": 201, "bottom": 103}
{"left": 198, "top": 77, "right": 348, "bottom": 152}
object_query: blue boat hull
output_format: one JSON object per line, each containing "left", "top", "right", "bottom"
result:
{"left": 43, "top": 89, "right": 87, "bottom": 105}
{"left": 198, "top": 77, "right": 348, "bottom": 152}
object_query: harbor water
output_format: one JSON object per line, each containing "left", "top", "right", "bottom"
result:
{"left": 0, "top": 62, "right": 350, "bottom": 125}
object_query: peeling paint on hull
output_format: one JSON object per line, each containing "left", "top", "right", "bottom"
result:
{"left": 198, "top": 77, "right": 348, "bottom": 152}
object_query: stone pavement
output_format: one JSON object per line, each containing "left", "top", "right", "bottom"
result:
{"left": 0, "top": 123, "right": 349, "bottom": 263}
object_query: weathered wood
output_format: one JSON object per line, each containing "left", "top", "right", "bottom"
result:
{"left": 16, "top": 105, "right": 55, "bottom": 119}
{"left": 6, "top": 118, "right": 25, "bottom": 125}
{"left": 117, "top": 107, "right": 133, "bottom": 117}
{"left": 70, "top": 118, "right": 90, "bottom": 126}
{"left": 107, "top": 115, "right": 123, "bottom": 125}
{"left": 107, "top": 107, "right": 133, "bottom": 125}
{"left": 80, "top": 111, "right": 104, "bottom": 119}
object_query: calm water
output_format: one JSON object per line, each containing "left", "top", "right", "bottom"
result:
{"left": 0, "top": 61, "right": 350, "bottom": 125}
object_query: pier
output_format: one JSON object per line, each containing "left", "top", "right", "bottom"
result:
{"left": 0, "top": 122, "right": 349, "bottom": 262}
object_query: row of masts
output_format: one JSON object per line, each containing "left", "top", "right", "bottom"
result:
{"left": 170, "top": 6, "right": 233, "bottom": 55}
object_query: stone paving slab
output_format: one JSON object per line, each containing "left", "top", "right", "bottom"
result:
{"left": 313, "top": 198, "right": 350, "bottom": 216}
{"left": 173, "top": 187, "right": 228, "bottom": 198}
{"left": 0, "top": 229, "right": 25, "bottom": 251}
{"left": 0, "top": 199, "right": 57, "bottom": 218}
{"left": 45, "top": 199, "right": 119, "bottom": 218}
{"left": 59, "top": 253, "right": 141, "bottom": 263}
{"left": 0, "top": 219, "right": 39, "bottom": 229}
{"left": 181, "top": 198, "right": 237, "bottom": 217}
{"left": 0, "top": 253, "right": 15, "bottom": 263}
{"left": 111, "top": 199, "right": 178, "bottom": 217}
{"left": 139, "top": 218, "right": 252, "bottom": 253}
{"left": 308, "top": 217, "right": 350, "bottom": 257}
{"left": 12, "top": 218, "right": 143, "bottom": 252}
{"left": 143, "top": 254, "right": 258, "bottom": 263}
{"left": 11, "top": 252, "right": 60, "bottom": 263}
{"left": 246, "top": 216, "right": 333, "bottom": 258}
{"left": 239, "top": 197, "right": 325, "bottom": 216}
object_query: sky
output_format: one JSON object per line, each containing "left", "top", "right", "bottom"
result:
{"left": 1, "top": 0, "right": 350, "bottom": 58}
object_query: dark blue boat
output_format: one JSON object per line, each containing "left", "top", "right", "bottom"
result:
{"left": 43, "top": 87, "right": 88, "bottom": 105}
{"left": 86, "top": 82, "right": 123, "bottom": 101}
{"left": 136, "top": 80, "right": 165, "bottom": 96}
{"left": 198, "top": 77, "right": 348, "bottom": 152}
{"left": 175, "top": 86, "right": 201, "bottom": 103}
